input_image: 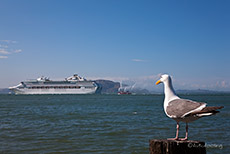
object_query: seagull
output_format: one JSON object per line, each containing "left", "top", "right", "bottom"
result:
{"left": 155, "top": 74, "right": 223, "bottom": 141}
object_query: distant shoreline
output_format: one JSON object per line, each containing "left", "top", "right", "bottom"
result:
{"left": 1, "top": 87, "right": 230, "bottom": 95}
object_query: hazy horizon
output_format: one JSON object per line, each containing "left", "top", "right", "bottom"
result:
{"left": 1, "top": 74, "right": 230, "bottom": 92}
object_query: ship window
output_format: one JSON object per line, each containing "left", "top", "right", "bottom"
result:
{"left": 27, "top": 85, "right": 89, "bottom": 89}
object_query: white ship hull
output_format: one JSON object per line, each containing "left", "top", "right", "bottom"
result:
{"left": 11, "top": 87, "right": 97, "bottom": 95}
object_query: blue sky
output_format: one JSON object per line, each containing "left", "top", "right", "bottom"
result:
{"left": 0, "top": 0, "right": 230, "bottom": 91}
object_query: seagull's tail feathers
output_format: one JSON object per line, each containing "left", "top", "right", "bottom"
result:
{"left": 189, "top": 106, "right": 224, "bottom": 117}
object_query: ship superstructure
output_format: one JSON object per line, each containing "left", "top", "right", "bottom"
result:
{"left": 9, "top": 74, "right": 100, "bottom": 94}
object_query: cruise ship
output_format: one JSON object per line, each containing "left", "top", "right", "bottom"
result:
{"left": 9, "top": 74, "right": 100, "bottom": 94}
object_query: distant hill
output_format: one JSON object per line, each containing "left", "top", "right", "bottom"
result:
{"left": 176, "top": 89, "right": 230, "bottom": 94}
{"left": 95, "top": 80, "right": 120, "bottom": 94}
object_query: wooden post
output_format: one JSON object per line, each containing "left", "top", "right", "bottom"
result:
{"left": 149, "top": 139, "right": 206, "bottom": 154}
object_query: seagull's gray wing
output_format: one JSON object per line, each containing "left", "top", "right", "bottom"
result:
{"left": 166, "top": 99, "right": 206, "bottom": 118}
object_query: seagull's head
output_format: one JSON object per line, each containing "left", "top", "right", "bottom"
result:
{"left": 155, "top": 74, "right": 170, "bottom": 85}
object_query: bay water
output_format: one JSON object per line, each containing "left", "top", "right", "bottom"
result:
{"left": 0, "top": 94, "right": 229, "bottom": 154}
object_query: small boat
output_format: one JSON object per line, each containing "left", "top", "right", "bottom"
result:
{"left": 118, "top": 91, "right": 131, "bottom": 95}
{"left": 117, "top": 81, "right": 132, "bottom": 95}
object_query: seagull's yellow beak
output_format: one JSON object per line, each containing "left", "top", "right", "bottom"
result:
{"left": 155, "top": 80, "right": 161, "bottom": 85}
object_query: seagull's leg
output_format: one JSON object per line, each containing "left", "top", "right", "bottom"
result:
{"left": 175, "top": 122, "right": 179, "bottom": 140}
{"left": 168, "top": 122, "right": 179, "bottom": 140}
{"left": 180, "top": 123, "right": 188, "bottom": 141}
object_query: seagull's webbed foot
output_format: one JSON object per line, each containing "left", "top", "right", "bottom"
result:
{"left": 167, "top": 137, "right": 188, "bottom": 141}
{"left": 167, "top": 137, "right": 180, "bottom": 141}
{"left": 179, "top": 137, "right": 188, "bottom": 141}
